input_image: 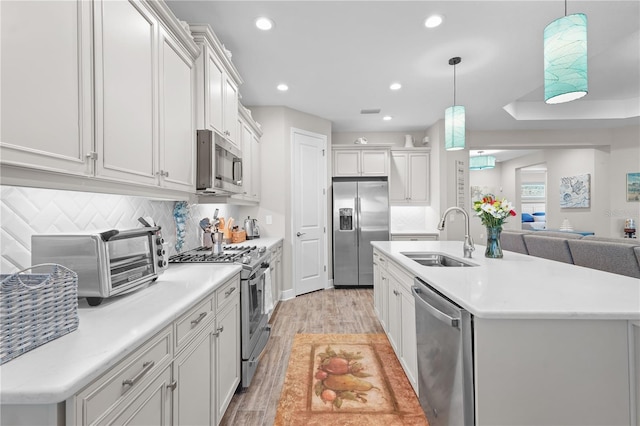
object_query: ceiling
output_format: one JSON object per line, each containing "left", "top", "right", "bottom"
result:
{"left": 166, "top": 0, "right": 640, "bottom": 137}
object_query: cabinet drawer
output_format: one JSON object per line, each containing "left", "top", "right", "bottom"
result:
{"left": 175, "top": 295, "right": 215, "bottom": 352}
{"left": 373, "top": 249, "right": 388, "bottom": 270}
{"left": 75, "top": 325, "right": 173, "bottom": 425}
{"left": 216, "top": 274, "right": 240, "bottom": 311}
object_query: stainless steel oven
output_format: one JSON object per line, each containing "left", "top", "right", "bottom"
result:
{"left": 169, "top": 245, "right": 271, "bottom": 388}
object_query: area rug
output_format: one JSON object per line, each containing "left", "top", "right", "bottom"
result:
{"left": 274, "top": 333, "right": 428, "bottom": 426}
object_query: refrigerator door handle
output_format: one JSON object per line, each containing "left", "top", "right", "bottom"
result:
{"left": 356, "top": 197, "right": 361, "bottom": 244}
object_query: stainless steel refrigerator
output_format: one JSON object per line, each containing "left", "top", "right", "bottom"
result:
{"left": 333, "top": 177, "right": 389, "bottom": 287}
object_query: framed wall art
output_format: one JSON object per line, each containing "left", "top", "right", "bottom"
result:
{"left": 627, "top": 172, "right": 640, "bottom": 202}
{"left": 521, "top": 183, "right": 545, "bottom": 199}
{"left": 560, "top": 174, "right": 590, "bottom": 208}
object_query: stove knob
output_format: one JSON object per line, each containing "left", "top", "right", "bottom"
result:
{"left": 258, "top": 246, "right": 267, "bottom": 253}
{"left": 241, "top": 255, "right": 251, "bottom": 264}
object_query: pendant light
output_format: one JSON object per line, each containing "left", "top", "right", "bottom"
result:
{"left": 445, "top": 57, "right": 465, "bottom": 151}
{"left": 544, "top": 0, "right": 588, "bottom": 104}
{"left": 469, "top": 155, "right": 496, "bottom": 170}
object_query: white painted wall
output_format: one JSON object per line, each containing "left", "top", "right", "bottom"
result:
{"left": 248, "top": 106, "right": 332, "bottom": 295}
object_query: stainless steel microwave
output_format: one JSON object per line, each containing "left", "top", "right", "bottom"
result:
{"left": 31, "top": 227, "right": 165, "bottom": 306}
{"left": 196, "top": 129, "right": 243, "bottom": 194}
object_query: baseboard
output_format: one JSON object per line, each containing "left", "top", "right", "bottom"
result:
{"left": 326, "top": 279, "right": 334, "bottom": 289}
{"left": 281, "top": 288, "right": 295, "bottom": 300}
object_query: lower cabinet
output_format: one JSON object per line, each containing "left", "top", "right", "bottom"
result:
{"left": 373, "top": 249, "right": 418, "bottom": 394}
{"left": 269, "top": 241, "right": 283, "bottom": 320}
{"left": 71, "top": 274, "right": 240, "bottom": 426}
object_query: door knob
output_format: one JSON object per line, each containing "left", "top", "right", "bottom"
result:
{"left": 296, "top": 232, "right": 306, "bottom": 237}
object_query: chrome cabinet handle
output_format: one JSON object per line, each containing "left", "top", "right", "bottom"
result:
{"left": 167, "top": 380, "right": 177, "bottom": 391}
{"left": 191, "top": 312, "right": 207, "bottom": 327}
{"left": 296, "top": 232, "right": 305, "bottom": 237}
{"left": 213, "top": 326, "right": 224, "bottom": 337}
{"left": 224, "top": 287, "right": 236, "bottom": 297}
{"left": 123, "top": 361, "right": 155, "bottom": 388}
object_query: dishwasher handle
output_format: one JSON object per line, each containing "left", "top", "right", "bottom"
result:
{"left": 412, "top": 285, "right": 460, "bottom": 329}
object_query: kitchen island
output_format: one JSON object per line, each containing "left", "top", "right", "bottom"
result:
{"left": 372, "top": 240, "right": 640, "bottom": 426}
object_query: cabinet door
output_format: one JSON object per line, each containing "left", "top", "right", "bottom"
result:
{"left": 173, "top": 327, "right": 214, "bottom": 426}
{"left": 205, "top": 50, "right": 225, "bottom": 135}
{"left": 389, "top": 152, "right": 408, "bottom": 203}
{"left": 102, "top": 364, "right": 172, "bottom": 426}
{"left": 373, "top": 251, "right": 383, "bottom": 318}
{"left": 251, "top": 135, "right": 261, "bottom": 200}
{"left": 94, "top": 0, "right": 158, "bottom": 186}
{"left": 215, "top": 299, "right": 241, "bottom": 423}
{"left": 361, "top": 150, "right": 388, "bottom": 176}
{"left": 0, "top": 0, "right": 92, "bottom": 175}
{"left": 159, "top": 28, "right": 195, "bottom": 191}
{"left": 408, "top": 152, "right": 430, "bottom": 204}
{"left": 224, "top": 78, "right": 239, "bottom": 145}
{"left": 240, "top": 121, "right": 253, "bottom": 198}
{"left": 386, "top": 279, "right": 400, "bottom": 352}
{"left": 400, "top": 286, "right": 418, "bottom": 393}
{"left": 333, "top": 150, "right": 360, "bottom": 176}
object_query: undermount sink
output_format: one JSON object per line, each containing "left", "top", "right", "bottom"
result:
{"left": 401, "top": 252, "right": 477, "bottom": 267}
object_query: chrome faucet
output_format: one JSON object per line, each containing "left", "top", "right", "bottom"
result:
{"left": 438, "top": 207, "right": 475, "bottom": 258}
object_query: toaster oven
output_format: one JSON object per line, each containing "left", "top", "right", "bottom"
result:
{"left": 32, "top": 227, "right": 165, "bottom": 306}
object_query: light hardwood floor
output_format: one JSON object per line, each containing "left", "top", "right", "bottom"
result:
{"left": 220, "top": 287, "right": 384, "bottom": 425}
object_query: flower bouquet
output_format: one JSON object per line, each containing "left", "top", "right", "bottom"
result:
{"left": 472, "top": 195, "right": 516, "bottom": 258}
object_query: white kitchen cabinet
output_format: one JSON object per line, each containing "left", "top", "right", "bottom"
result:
{"left": 93, "top": 0, "right": 158, "bottom": 186}
{"left": 373, "top": 249, "right": 389, "bottom": 331}
{"left": 104, "top": 364, "right": 172, "bottom": 426}
{"left": 389, "top": 149, "right": 430, "bottom": 205}
{"left": 69, "top": 274, "right": 240, "bottom": 426}
{"left": 173, "top": 323, "right": 214, "bottom": 426}
{"left": 72, "top": 325, "right": 174, "bottom": 425}
{"left": 214, "top": 298, "right": 241, "bottom": 422}
{"left": 1, "top": 0, "right": 199, "bottom": 198}
{"left": 158, "top": 27, "right": 196, "bottom": 191}
{"left": 233, "top": 105, "right": 263, "bottom": 203}
{"left": 332, "top": 147, "right": 389, "bottom": 177}
{"left": 376, "top": 254, "right": 419, "bottom": 394}
{"left": 191, "top": 24, "right": 243, "bottom": 148}
{"left": 0, "top": 0, "right": 93, "bottom": 176}
{"left": 269, "top": 241, "right": 284, "bottom": 319}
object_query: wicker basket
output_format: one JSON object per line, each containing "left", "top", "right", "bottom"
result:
{"left": 0, "top": 263, "right": 79, "bottom": 364}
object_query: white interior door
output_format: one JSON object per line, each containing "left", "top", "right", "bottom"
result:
{"left": 292, "top": 128, "right": 327, "bottom": 296}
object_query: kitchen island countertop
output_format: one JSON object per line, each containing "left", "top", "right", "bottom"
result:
{"left": 372, "top": 240, "right": 640, "bottom": 320}
{"left": 0, "top": 263, "right": 241, "bottom": 405}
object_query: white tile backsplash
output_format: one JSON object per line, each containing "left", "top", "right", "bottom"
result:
{"left": 389, "top": 205, "right": 440, "bottom": 233}
{"left": 0, "top": 186, "right": 239, "bottom": 273}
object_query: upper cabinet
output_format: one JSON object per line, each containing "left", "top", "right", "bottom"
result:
{"left": 0, "top": 0, "right": 93, "bottom": 176}
{"left": 233, "top": 105, "right": 262, "bottom": 203}
{"left": 389, "top": 149, "right": 430, "bottom": 205}
{"left": 389, "top": 148, "right": 431, "bottom": 205}
{"left": 0, "top": 0, "right": 200, "bottom": 197}
{"left": 332, "top": 146, "right": 389, "bottom": 177}
{"left": 190, "top": 24, "right": 242, "bottom": 148}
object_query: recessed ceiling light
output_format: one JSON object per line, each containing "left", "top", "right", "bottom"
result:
{"left": 277, "top": 83, "right": 288, "bottom": 91}
{"left": 255, "top": 17, "right": 274, "bottom": 31}
{"left": 424, "top": 14, "right": 443, "bottom": 28}
{"left": 390, "top": 82, "right": 402, "bottom": 90}
{"left": 383, "top": 116, "right": 393, "bottom": 121}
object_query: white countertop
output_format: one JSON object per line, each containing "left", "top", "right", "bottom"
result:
{"left": 372, "top": 241, "right": 640, "bottom": 320}
{"left": 0, "top": 263, "right": 241, "bottom": 405}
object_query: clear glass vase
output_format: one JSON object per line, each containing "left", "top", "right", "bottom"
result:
{"left": 485, "top": 226, "right": 503, "bottom": 258}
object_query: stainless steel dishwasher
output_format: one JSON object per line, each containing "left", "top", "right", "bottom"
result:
{"left": 412, "top": 277, "right": 475, "bottom": 426}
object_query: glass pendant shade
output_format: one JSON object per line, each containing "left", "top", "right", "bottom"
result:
{"left": 445, "top": 105, "right": 465, "bottom": 151}
{"left": 469, "top": 155, "right": 496, "bottom": 170}
{"left": 544, "top": 13, "right": 588, "bottom": 104}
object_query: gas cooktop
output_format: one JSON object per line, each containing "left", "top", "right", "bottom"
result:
{"left": 169, "top": 245, "right": 269, "bottom": 275}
